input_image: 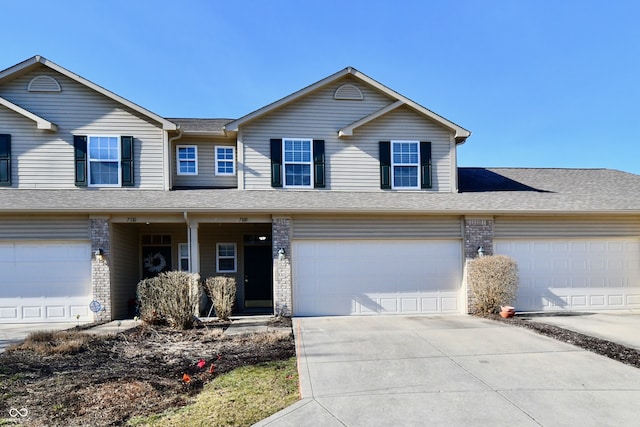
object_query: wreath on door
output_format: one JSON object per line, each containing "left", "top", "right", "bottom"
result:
{"left": 144, "top": 252, "right": 167, "bottom": 273}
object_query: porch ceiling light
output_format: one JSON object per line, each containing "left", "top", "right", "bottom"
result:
{"left": 258, "top": 235, "right": 267, "bottom": 241}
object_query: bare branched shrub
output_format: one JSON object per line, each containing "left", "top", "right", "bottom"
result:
{"left": 137, "top": 271, "right": 201, "bottom": 329}
{"left": 203, "top": 276, "right": 237, "bottom": 321}
{"left": 468, "top": 255, "right": 519, "bottom": 314}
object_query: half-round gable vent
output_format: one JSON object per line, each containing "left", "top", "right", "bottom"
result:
{"left": 334, "top": 84, "right": 363, "bottom": 101}
{"left": 27, "top": 75, "right": 62, "bottom": 92}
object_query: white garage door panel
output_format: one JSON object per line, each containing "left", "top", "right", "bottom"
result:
{"left": 293, "top": 240, "right": 462, "bottom": 316}
{"left": 495, "top": 239, "right": 640, "bottom": 311}
{"left": 0, "top": 242, "right": 92, "bottom": 323}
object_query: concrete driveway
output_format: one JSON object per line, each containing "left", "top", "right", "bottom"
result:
{"left": 257, "top": 315, "right": 640, "bottom": 427}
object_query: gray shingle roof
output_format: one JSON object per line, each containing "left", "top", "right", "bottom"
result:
{"left": 166, "top": 118, "right": 234, "bottom": 135}
{"left": 1, "top": 168, "right": 639, "bottom": 215}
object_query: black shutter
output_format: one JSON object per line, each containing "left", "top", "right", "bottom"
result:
{"left": 121, "top": 136, "right": 134, "bottom": 186}
{"left": 313, "top": 139, "right": 325, "bottom": 188}
{"left": 0, "top": 134, "right": 10, "bottom": 186}
{"left": 73, "top": 135, "right": 87, "bottom": 186}
{"left": 379, "top": 141, "right": 391, "bottom": 189}
{"left": 420, "top": 141, "right": 432, "bottom": 189}
{"left": 270, "top": 138, "right": 282, "bottom": 187}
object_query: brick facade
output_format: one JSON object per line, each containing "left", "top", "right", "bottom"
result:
{"left": 272, "top": 216, "right": 292, "bottom": 316}
{"left": 90, "top": 217, "right": 112, "bottom": 321}
{"left": 463, "top": 217, "right": 494, "bottom": 260}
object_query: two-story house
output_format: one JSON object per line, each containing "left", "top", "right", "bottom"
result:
{"left": 1, "top": 56, "right": 639, "bottom": 323}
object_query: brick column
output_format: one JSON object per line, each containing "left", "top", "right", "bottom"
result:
{"left": 272, "top": 216, "right": 292, "bottom": 316}
{"left": 90, "top": 216, "right": 112, "bottom": 322}
{"left": 463, "top": 217, "right": 494, "bottom": 260}
{"left": 463, "top": 217, "right": 494, "bottom": 313}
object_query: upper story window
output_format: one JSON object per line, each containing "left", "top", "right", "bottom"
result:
{"left": 283, "top": 138, "right": 313, "bottom": 187}
{"left": 270, "top": 138, "right": 325, "bottom": 188}
{"left": 391, "top": 141, "right": 419, "bottom": 189}
{"left": 74, "top": 135, "right": 134, "bottom": 187}
{"left": 176, "top": 145, "right": 197, "bottom": 175}
{"left": 379, "top": 141, "right": 431, "bottom": 190}
{"left": 215, "top": 146, "right": 235, "bottom": 176}
{"left": 88, "top": 136, "right": 121, "bottom": 186}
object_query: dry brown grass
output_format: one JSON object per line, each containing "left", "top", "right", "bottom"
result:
{"left": 8, "top": 330, "right": 97, "bottom": 355}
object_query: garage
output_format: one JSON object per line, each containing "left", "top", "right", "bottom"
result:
{"left": 292, "top": 240, "right": 463, "bottom": 316}
{"left": 495, "top": 239, "right": 640, "bottom": 311}
{"left": 0, "top": 241, "right": 92, "bottom": 323}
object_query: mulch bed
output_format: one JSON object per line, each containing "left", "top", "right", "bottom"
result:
{"left": 0, "top": 319, "right": 295, "bottom": 427}
{"left": 485, "top": 314, "right": 640, "bottom": 369}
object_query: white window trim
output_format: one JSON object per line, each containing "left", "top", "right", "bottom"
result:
{"left": 215, "top": 145, "right": 236, "bottom": 176}
{"left": 283, "top": 138, "right": 314, "bottom": 188}
{"left": 178, "top": 243, "right": 190, "bottom": 272}
{"left": 87, "top": 135, "right": 121, "bottom": 187}
{"left": 391, "top": 140, "right": 420, "bottom": 190}
{"left": 176, "top": 145, "right": 198, "bottom": 175}
{"left": 216, "top": 242, "right": 237, "bottom": 273}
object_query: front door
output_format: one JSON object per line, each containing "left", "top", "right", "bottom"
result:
{"left": 243, "top": 245, "right": 273, "bottom": 311}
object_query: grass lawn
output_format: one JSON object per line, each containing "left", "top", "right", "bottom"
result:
{"left": 128, "top": 357, "right": 299, "bottom": 427}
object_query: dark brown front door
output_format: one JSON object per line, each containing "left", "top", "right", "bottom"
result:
{"left": 243, "top": 245, "right": 272, "bottom": 310}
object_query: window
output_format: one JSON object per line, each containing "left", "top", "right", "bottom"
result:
{"left": 74, "top": 135, "right": 133, "bottom": 187}
{"left": 379, "top": 141, "right": 431, "bottom": 190}
{"left": 392, "top": 141, "right": 419, "bottom": 189}
{"left": 216, "top": 243, "right": 237, "bottom": 273}
{"left": 177, "top": 145, "right": 197, "bottom": 175}
{"left": 270, "top": 138, "right": 324, "bottom": 188}
{"left": 215, "top": 146, "right": 235, "bottom": 175}
{"left": 283, "top": 138, "right": 312, "bottom": 187}
{"left": 88, "top": 136, "right": 120, "bottom": 186}
{"left": 178, "top": 243, "right": 190, "bottom": 272}
{"left": 0, "top": 134, "right": 10, "bottom": 186}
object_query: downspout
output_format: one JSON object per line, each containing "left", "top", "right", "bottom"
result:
{"left": 184, "top": 211, "right": 191, "bottom": 272}
{"left": 168, "top": 127, "right": 183, "bottom": 190}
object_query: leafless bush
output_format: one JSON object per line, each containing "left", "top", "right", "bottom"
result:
{"left": 467, "top": 255, "right": 519, "bottom": 314}
{"left": 137, "top": 271, "right": 201, "bottom": 329}
{"left": 203, "top": 276, "right": 237, "bottom": 321}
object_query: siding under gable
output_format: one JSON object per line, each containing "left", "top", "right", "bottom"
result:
{"left": 0, "top": 64, "right": 166, "bottom": 189}
{"left": 240, "top": 76, "right": 455, "bottom": 192}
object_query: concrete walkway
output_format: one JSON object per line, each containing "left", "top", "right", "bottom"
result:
{"left": 524, "top": 310, "right": 640, "bottom": 350}
{"left": 256, "top": 315, "right": 640, "bottom": 427}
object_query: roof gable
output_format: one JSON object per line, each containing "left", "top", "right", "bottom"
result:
{"left": 0, "top": 56, "right": 177, "bottom": 131}
{"left": 224, "top": 67, "right": 471, "bottom": 143}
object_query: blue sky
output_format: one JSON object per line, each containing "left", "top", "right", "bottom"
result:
{"left": 2, "top": 0, "right": 639, "bottom": 174}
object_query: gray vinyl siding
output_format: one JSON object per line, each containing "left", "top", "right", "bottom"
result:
{"left": 241, "top": 76, "right": 455, "bottom": 192}
{"left": 494, "top": 216, "right": 640, "bottom": 238}
{"left": 0, "top": 64, "right": 166, "bottom": 189}
{"left": 242, "top": 77, "right": 454, "bottom": 192}
{"left": 0, "top": 216, "right": 89, "bottom": 240}
{"left": 292, "top": 216, "right": 463, "bottom": 239}
{"left": 172, "top": 138, "right": 237, "bottom": 188}
{"left": 111, "top": 223, "right": 140, "bottom": 319}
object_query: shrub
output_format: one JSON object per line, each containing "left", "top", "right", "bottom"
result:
{"left": 203, "top": 276, "right": 237, "bottom": 321}
{"left": 137, "top": 271, "right": 200, "bottom": 329}
{"left": 467, "top": 255, "right": 519, "bottom": 314}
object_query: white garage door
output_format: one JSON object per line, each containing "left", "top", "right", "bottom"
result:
{"left": 495, "top": 239, "right": 640, "bottom": 311}
{"left": 0, "top": 242, "right": 92, "bottom": 323}
{"left": 292, "top": 240, "right": 462, "bottom": 316}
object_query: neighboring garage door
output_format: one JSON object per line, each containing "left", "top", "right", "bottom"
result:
{"left": 0, "top": 241, "right": 92, "bottom": 323}
{"left": 495, "top": 239, "right": 640, "bottom": 311}
{"left": 292, "top": 240, "right": 463, "bottom": 316}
